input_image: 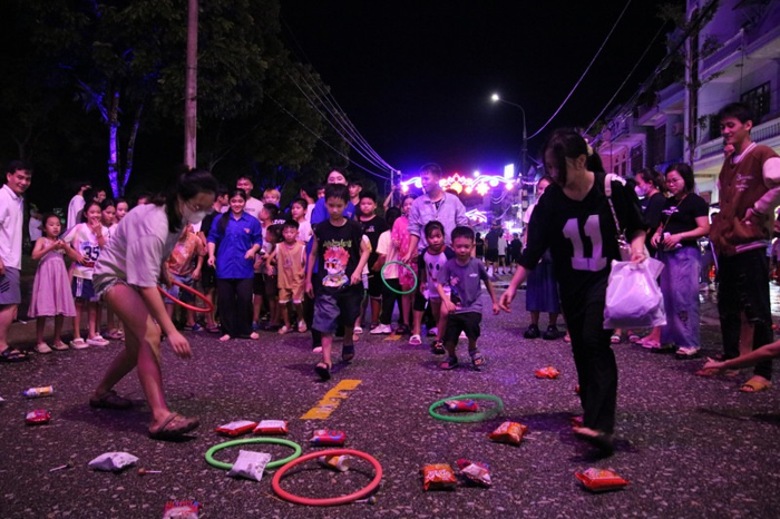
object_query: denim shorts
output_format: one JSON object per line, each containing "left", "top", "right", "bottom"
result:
{"left": 0, "top": 267, "right": 21, "bottom": 305}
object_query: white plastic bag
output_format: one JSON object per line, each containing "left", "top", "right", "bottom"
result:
{"left": 603, "top": 258, "right": 666, "bottom": 329}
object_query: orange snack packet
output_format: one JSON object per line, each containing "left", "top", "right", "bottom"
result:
{"left": 575, "top": 468, "right": 629, "bottom": 492}
{"left": 488, "top": 421, "right": 528, "bottom": 445}
{"left": 534, "top": 366, "right": 560, "bottom": 379}
{"left": 422, "top": 464, "right": 457, "bottom": 491}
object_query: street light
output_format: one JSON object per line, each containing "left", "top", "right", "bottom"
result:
{"left": 490, "top": 93, "right": 527, "bottom": 180}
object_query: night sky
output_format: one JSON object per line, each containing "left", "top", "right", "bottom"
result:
{"left": 280, "top": 0, "right": 678, "bottom": 182}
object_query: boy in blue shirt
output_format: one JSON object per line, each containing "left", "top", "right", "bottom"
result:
{"left": 306, "top": 184, "right": 370, "bottom": 380}
{"left": 436, "top": 226, "right": 499, "bottom": 370}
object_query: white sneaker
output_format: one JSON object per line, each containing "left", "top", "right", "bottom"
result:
{"left": 35, "top": 343, "right": 53, "bottom": 354}
{"left": 427, "top": 327, "right": 438, "bottom": 337}
{"left": 70, "top": 338, "right": 89, "bottom": 350}
{"left": 87, "top": 335, "right": 110, "bottom": 347}
{"left": 370, "top": 324, "right": 393, "bottom": 335}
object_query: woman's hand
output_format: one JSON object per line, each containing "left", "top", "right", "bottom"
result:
{"left": 661, "top": 233, "right": 681, "bottom": 249}
{"left": 167, "top": 330, "right": 192, "bottom": 359}
{"left": 498, "top": 287, "right": 516, "bottom": 312}
{"left": 650, "top": 233, "right": 662, "bottom": 248}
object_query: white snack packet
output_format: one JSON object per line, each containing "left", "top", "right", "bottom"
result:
{"left": 88, "top": 451, "right": 139, "bottom": 472}
{"left": 227, "top": 450, "right": 272, "bottom": 481}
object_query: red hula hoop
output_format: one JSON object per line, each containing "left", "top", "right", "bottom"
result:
{"left": 271, "top": 448, "right": 383, "bottom": 506}
{"left": 157, "top": 279, "right": 214, "bottom": 313}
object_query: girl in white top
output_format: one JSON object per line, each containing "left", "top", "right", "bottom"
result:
{"left": 63, "top": 200, "right": 110, "bottom": 348}
{"left": 100, "top": 198, "right": 124, "bottom": 340}
{"left": 90, "top": 169, "right": 217, "bottom": 440}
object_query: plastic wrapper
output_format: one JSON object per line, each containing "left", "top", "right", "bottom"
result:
{"left": 444, "top": 399, "right": 479, "bottom": 412}
{"left": 215, "top": 420, "right": 257, "bottom": 437}
{"left": 310, "top": 429, "right": 346, "bottom": 446}
{"left": 25, "top": 409, "right": 51, "bottom": 425}
{"left": 422, "top": 463, "right": 457, "bottom": 491}
{"left": 318, "top": 454, "right": 351, "bottom": 472}
{"left": 488, "top": 421, "right": 528, "bottom": 445}
{"left": 575, "top": 468, "right": 629, "bottom": 492}
{"left": 253, "top": 420, "right": 288, "bottom": 435}
{"left": 455, "top": 458, "right": 492, "bottom": 487}
{"left": 22, "top": 386, "right": 54, "bottom": 398}
{"left": 534, "top": 366, "right": 560, "bottom": 379}
{"left": 226, "top": 450, "right": 271, "bottom": 481}
{"left": 162, "top": 500, "right": 200, "bottom": 519}
{"left": 88, "top": 451, "right": 139, "bottom": 472}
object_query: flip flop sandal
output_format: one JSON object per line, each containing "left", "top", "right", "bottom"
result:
{"left": 342, "top": 344, "right": 355, "bottom": 363}
{"left": 439, "top": 356, "right": 459, "bottom": 370}
{"left": 740, "top": 377, "right": 772, "bottom": 393}
{"left": 430, "top": 340, "right": 446, "bottom": 355}
{"left": 315, "top": 362, "right": 332, "bottom": 381}
{"left": 470, "top": 351, "right": 486, "bottom": 369}
{"left": 409, "top": 334, "right": 422, "bottom": 346}
{"left": 0, "top": 348, "right": 28, "bottom": 363}
{"left": 610, "top": 334, "right": 622, "bottom": 344}
{"left": 148, "top": 413, "right": 200, "bottom": 440}
{"left": 89, "top": 390, "right": 133, "bottom": 410}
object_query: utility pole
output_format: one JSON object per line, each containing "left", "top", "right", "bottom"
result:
{"left": 184, "top": 0, "right": 198, "bottom": 168}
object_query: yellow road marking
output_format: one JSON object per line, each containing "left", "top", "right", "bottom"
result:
{"left": 300, "top": 379, "right": 362, "bottom": 420}
{"left": 384, "top": 334, "right": 402, "bottom": 341}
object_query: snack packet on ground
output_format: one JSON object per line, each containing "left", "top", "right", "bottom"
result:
{"left": 488, "top": 421, "right": 528, "bottom": 445}
{"left": 227, "top": 450, "right": 271, "bottom": 481}
{"left": 253, "top": 420, "right": 288, "bottom": 435}
{"left": 575, "top": 468, "right": 629, "bottom": 492}
{"left": 25, "top": 409, "right": 51, "bottom": 425}
{"left": 445, "top": 399, "right": 480, "bottom": 412}
{"left": 456, "top": 458, "right": 492, "bottom": 487}
{"left": 422, "top": 464, "right": 457, "bottom": 491}
{"left": 534, "top": 366, "right": 560, "bottom": 379}
{"left": 162, "top": 500, "right": 200, "bottom": 519}
{"left": 88, "top": 452, "right": 139, "bottom": 472}
{"left": 215, "top": 420, "right": 257, "bottom": 437}
{"left": 310, "top": 429, "right": 346, "bottom": 446}
{"left": 318, "top": 454, "right": 351, "bottom": 472}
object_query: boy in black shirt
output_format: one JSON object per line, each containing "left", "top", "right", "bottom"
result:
{"left": 306, "top": 184, "right": 370, "bottom": 380}
{"left": 356, "top": 192, "right": 389, "bottom": 332}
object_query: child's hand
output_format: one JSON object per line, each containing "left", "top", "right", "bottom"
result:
{"left": 492, "top": 303, "right": 500, "bottom": 315}
{"left": 444, "top": 300, "right": 457, "bottom": 313}
{"left": 350, "top": 271, "right": 362, "bottom": 286}
{"left": 207, "top": 256, "right": 216, "bottom": 268}
{"left": 191, "top": 269, "right": 201, "bottom": 281}
{"left": 305, "top": 281, "right": 314, "bottom": 298}
{"left": 244, "top": 249, "right": 255, "bottom": 260}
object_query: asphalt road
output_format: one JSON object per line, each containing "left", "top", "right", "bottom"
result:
{"left": 1, "top": 287, "right": 779, "bottom": 518}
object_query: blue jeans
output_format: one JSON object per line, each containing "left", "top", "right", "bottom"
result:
{"left": 659, "top": 246, "right": 701, "bottom": 348}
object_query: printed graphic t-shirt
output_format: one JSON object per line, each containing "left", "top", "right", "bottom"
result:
{"left": 313, "top": 219, "right": 364, "bottom": 291}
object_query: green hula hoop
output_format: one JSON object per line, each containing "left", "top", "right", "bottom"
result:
{"left": 380, "top": 260, "right": 418, "bottom": 295}
{"left": 205, "top": 437, "right": 303, "bottom": 470}
{"left": 428, "top": 393, "right": 505, "bottom": 423}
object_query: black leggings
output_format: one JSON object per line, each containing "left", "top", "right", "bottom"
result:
{"left": 216, "top": 278, "right": 253, "bottom": 338}
{"left": 380, "top": 278, "right": 405, "bottom": 325}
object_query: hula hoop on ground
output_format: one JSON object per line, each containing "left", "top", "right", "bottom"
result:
{"left": 205, "top": 437, "right": 302, "bottom": 470}
{"left": 271, "top": 448, "right": 383, "bottom": 506}
{"left": 428, "top": 393, "right": 505, "bottom": 423}
{"left": 380, "top": 261, "right": 418, "bottom": 295}
{"left": 158, "top": 279, "right": 214, "bottom": 313}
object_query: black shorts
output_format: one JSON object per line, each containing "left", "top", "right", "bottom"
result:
{"left": 367, "top": 272, "right": 382, "bottom": 298}
{"left": 264, "top": 274, "right": 278, "bottom": 299}
{"left": 313, "top": 284, "right": 364, "bottom": 334}
{"left": 201, "top": 265, "right": 217, "bottom": 290}
{"left": 253, "top": 273, "right": 264, "bottom": 295}
{"left": 444, "top": 311, "right": 482, "bottom": 343}
{"left": 485, "top": 249, "right": 499, "bottom": 263}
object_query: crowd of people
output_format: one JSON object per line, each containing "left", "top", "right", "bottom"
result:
{"left": 1, "top": 101, "right": 779, "bottom": 448}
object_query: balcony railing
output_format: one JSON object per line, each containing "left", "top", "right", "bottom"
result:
{"left": 695, "top": 115, "right": 780, "bottom": 160}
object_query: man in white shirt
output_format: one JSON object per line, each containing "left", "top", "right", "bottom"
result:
{"left": 67, "top": 181, "right": 91, "bottom": 231}
{"left": 237, "top": 175, "right": 263, "bottom": 220}
{"left": 0, "top": 161, "right": 32, "bottom": 362}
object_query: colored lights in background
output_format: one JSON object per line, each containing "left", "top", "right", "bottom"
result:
{"left": 399, "top": 171, "right": 515, "bottom": 195}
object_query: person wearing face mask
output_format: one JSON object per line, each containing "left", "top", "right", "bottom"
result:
{"left": 90, "top": 168, "right": 218, "bottom": 440}
{"left": 207, "top": 189, "right": 263, "bottom": 342}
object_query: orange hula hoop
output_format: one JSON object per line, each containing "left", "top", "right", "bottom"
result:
{"left": 157, "top": 279, "right": 214, "bottom": 313}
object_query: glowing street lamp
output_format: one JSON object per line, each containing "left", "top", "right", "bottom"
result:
{"left": 491, "top": 92, "right": 528, "bottom": 181}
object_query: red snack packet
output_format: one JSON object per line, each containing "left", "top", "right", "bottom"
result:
{"left": 455, "top": 458, "right": 492, "bottom": 487}
{"left": 162, "top": 499, "right": 200, "bottom": 518}
{"left": 422, "top": 463, "right": 457, "bottom": 491}
{"left": 310, "top": 429, "right": 346, "bottom": 446}
{"left": 253, "top": 420, "right": 288, "bottom": 435}
{"left": 534, "top": 366, "right": 560, "bottom": 379}
{"left": 575, "top": 468, "right": 629, "bottom": 492}
{"left": 215, "top": 420, "right": 257, "bottom": 437}
{"left": 25, "top": 409, "right": 51, "bottom": 425}
{"left": 445, "top": 399, "right": 480, "bottom": 412}
{"left": 488, "top": 421, "right": 528, "bottom": 445}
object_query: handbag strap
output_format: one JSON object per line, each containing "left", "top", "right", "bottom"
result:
{"left": 603, "top": 173, "right": 626, "bottom": 237}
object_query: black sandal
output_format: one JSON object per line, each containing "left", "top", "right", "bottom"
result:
{"left": 0, "top": 348, "right": 28, "bottom": 363}
{"left": 470, "top": 350, "right": 486, "bottom": 369}
{"left": 430, "top": 340, "right": 446, "bottom": 355}
{"left": 439, "top": 356, "right": 458, "bottom": 370}
{"left": 342, "top": 344, "right": 355, "bottom": 363}
{"left": 315, "top": 362, "right": 332, "bottom": 381}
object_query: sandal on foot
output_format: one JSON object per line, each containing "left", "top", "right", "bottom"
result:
{"left": 218, "top": 334, "right": 231, "bottom": 342}
{"left": 439, "top": 356, "right": 459, "bottom": 370}
{"left": 573, "top": 426, "right": 614, "bottom": 456}
{"left": 342, "top": 344, "right": 355, "bottom": 363}
{"left": 51, "top": 341, "right": 69, "bottom": 351}
{"left": 470, "top": 351, "right": 486, "bottom": 368}
{"left": 610, "top": 334, "right": 622, "bottom": 344}
{"left": 409, "top": 334, "right": 422, "bottom": 346}
{"left": 278, "top": 326, "right": 291, "bottom": 335}
{"left": 0, "top": 348, "right": 28, "bottom": 362}
{"left": 430, "top": 340, "right": 446, "bottom": 355}
{"left": 89, "top": 389, "right": 133, "bottom": 410}
{"left": 206, "top": 324, "right": 221, "bottom": 334}
{"left": 148, "top": 413, "right": 200, "bottom": 440}
{"left": 249, "top": 332, "right": 260, "bottom": 340}
{"left": 315, "top": 362, "right": 332, "bottom": 381}
{"left": 740, "top": 376, "right": 772, "bottom": 393}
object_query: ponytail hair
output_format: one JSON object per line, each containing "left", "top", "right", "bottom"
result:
{"left": 154, "top": 167, "right": 218, "bottom": 233}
